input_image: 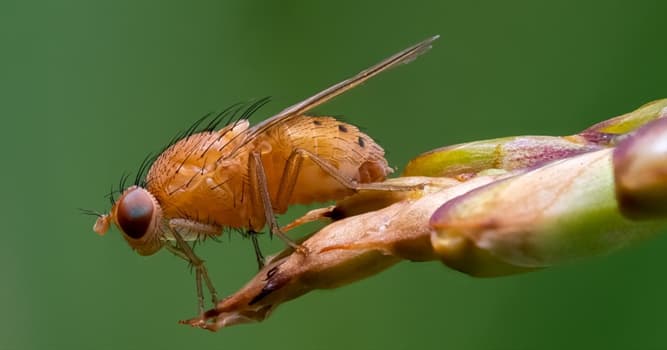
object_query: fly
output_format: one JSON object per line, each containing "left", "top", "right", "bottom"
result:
{"left": 89, "top": 35, "right": 439, "bottom": 316}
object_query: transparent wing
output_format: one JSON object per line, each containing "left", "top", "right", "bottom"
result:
{"left": 226, "top": 35, "right": 439, "bottom": 157}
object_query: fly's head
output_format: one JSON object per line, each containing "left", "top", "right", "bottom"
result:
{"left": 94, "top": 186, "right": 166, "bottom": 256}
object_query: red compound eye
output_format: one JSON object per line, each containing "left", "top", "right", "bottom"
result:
{"left": 116, "top": 187, "right": 154, "bottom": 239}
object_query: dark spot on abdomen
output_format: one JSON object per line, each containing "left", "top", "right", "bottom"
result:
{"left": 358, "top": 136, "right": 365, "bottom": 147}
{"left": 338, "top": 124, "right": 348, "bottom": 132}
{"left": 313, "top": 120, "right": 322, "bottom": 126}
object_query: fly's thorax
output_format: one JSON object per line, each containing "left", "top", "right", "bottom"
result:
{"left": 257, "top": 115, "right": 392, "bottom": 206}
{"left": 144, "top": 120, "right": 255, "bottom": 229}
{"left": 146, "top": 120, "right": 250, "bottom": 190}
{"left": 93, "top": 186, "right": 166, "bottom": 256}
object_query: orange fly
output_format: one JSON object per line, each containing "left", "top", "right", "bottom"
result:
{"left": 90, "top": 35, "right": 438, "bottom": 315}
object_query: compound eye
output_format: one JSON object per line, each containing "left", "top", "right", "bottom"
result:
{"left": 116, "top": 188, "right": 155, "bottom": 239}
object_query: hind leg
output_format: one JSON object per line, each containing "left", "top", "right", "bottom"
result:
{"left": 274, "top": 148, "right": 418, "bottom": 213}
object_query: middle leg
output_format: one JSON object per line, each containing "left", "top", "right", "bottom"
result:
{"left": 247, "top": 151, "right": 305, "bottom": 253}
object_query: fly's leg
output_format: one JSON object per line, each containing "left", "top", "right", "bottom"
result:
{"left": 165, "top": 243, "right": 205, "bottom": 315}
{"left": 165, "top": 227, "right": 219, "bottom": 317}
{"left": 248, "top": 152, "right": 307, "bottom": 254}
{"left": 281, "top": 206, "right": 336, "bottom": 232}
{"left": 274, "top": 148, "right": 417, "bottom": 214}
{"left": 248, "top": 230, "right": 266, "bottom": 269}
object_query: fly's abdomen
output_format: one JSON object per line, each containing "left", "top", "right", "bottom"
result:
{"left": 260, "top": 115, "right": 392, "bottom": 206}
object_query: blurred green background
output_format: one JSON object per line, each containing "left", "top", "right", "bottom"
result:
{"left": 3, "top": 0, "right": 667, "bottom": 349}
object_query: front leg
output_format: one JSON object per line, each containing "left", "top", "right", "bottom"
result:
{"left": 165, "top": 226, "right": 218, "bottom": 317}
